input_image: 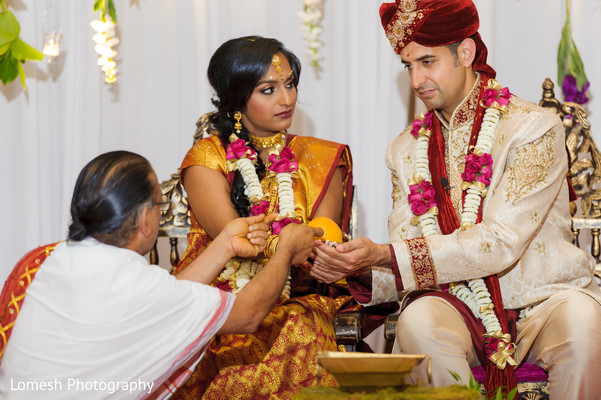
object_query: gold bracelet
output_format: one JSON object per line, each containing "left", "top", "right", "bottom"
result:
{"left": 263, "top": 235, "right": 280, "bottom": 259}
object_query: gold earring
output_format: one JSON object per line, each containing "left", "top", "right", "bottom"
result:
{"left": 233, "top": 111, "right": 242, "bottom": 134}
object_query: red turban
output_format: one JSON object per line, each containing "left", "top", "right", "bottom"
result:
{"left": 379, "top": 0, "right": 495, "bottom": 77}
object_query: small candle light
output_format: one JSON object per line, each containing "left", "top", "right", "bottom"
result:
{"left": 42, "top": 32, "right": 60, "bottom": 58}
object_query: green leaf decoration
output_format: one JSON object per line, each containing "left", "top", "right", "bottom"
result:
{"left": 568, "top": 41, "right": 587, "bottom": 88}
{"left": 506, "top": 387, "right": 518, "bottom": 400}
{"left": 11, "top": 37, "right": 43, "bottom": 62}
{"left": 0, "top": 51, "right": 18, "bottom": 84}
{"left": 557, "top": 0, "right": 589, "bottom": 91}
{"left": 0, "top": 42, "right": 9, "bottom": 55}
{"left": 93, "top": 0, "right": 117, "bottom": 23}
{"left": 108, "top": 0, "right": 117, "bottom": 23}
{"left": 557, "top": 18, "right": 570, "bottom": 86}
{"left": 0, "top": 8, "right": 43, "bottom": 89}
{"left": 0, "top": 10, "right": 20, "bottom": 47}
{"left": 11, "top": 37, "right": 43, "bottom": 61}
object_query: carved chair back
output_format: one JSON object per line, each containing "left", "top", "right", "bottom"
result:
{"left": 149, "top": 113, "right": 212, "bottom": 270}
{"left": 540, "top": 78, "right": 601, "bottom": 280}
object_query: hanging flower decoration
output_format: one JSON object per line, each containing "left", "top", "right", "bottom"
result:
{"left": 91, "top": 0, "right": 118, "bottom": 83}
{"left": 557, "top": 0, "right": 589, "bottom": 105}
{"left": 0, "top": 0, "right": 44, "bottom": 90}
{"left": 297, "top": 0, "right": 324, "bottom": 67}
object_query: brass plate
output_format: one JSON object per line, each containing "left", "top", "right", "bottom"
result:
{"left": 315, "top": 351, "right": 430, "bottom": 388}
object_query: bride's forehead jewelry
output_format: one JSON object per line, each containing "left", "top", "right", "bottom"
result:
{"left": 272, "top": 54, "right": 284, "bottom": 79}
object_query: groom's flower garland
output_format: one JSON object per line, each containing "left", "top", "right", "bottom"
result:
{"left": 407, "top": 79, "right": 517, "bottom": 369}
{"left": 219, "top": 133, "right": 299, "bottom": 299}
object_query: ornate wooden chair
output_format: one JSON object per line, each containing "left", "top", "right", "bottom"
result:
{"left": 149, "top": 114, "right": 364, "bottom": 351}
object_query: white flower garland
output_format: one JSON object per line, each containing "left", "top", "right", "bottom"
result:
{"left": 221, "top": 134, "right": 297, "bottom": 299}
{"left": 237, "top": 157, "right": 263, "bottom": 202}
{"left": 409, "top": 79, "right": 508, "bottom": 338}
{"left": 276, "top": 172, "right": 295, "bottom": 217}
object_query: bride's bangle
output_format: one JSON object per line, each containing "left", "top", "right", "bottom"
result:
{"left": 263, "top": 235, "right": 280, "bottom": 259}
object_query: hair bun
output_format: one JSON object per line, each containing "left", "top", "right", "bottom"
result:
{"left": 67, "top": 220, "right": 88, "bottom": 241}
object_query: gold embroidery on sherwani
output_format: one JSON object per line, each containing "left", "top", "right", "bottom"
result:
{"left": 369, "top": 267, "right": 401, "bottom": 305}
{"left": 402, "top": 151, "right": 412, "bottom": 169}
{"left": 480, "top": 241, "right": 492, "bottom": 253}
{"left": 506, "top": 131, "right": 555, "bottom": 204}
{"left": 531, "top": 211, "right": 540, "bottom": 225}
{"left": 497, "top": 132, "right": 506, "bottom": 147}
{"left": 533, "top": 240, "right": 547, "bottom": 256}
{"left": 391, "top": 173, "right": 403, "bottom": 209}
{"left": 404, "top": 237, "right": 437, "bottom": 289}
{"left": 398, "top": 225, "right": 410, "bottom": 240}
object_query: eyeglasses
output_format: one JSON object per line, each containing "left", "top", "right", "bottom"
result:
{"left": 152, "top": 200, "right": 171, "bottom": 208}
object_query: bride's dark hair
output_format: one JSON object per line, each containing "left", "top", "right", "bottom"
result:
{"left": 206, "top": 36, "right": 301, "bottom": 216}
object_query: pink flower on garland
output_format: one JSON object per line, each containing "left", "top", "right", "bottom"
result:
{"left": 226, "top": 139, "right": 256, "bottom": 161}
{"left": 410, "top": 111, "right": 434, "bottom": 138}
{"left": 250, "top": 200, "right": 270, "bottom": 216}
{"left": 483, "top": 86, "right": 511, "bottom": 108}
{"left": 462, "top": 153, "right": 494, "bottom": 186}
{"left": 410, "top": 119, "right": 423, "bottom": 138}
{"left": 271, "top": 217, "right": 300, "bottom": 235}
{"left": 423, "top": 111, "right": 434, "bottom": 129}
{"left": 408, "top": 180, "right": 437, "bottom": 216}
{"left": 268, "top": 146, "right": 298, "bottom": 173}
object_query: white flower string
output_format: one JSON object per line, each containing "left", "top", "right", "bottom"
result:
{"left": 220, "top": 133, "right": 299, "bottom": 300}
{"left": 276, "top": 173, "right": 295, "bottom": 217}
{"left": 297, "top": 0, "right": 324, "bottom": 67}
{"left": 237, "top": 157, "right": 263, "bottom": 202}
{"left": 407, "top": 79, "right": 516, "bottom": 368}
{"left": 91, "top": 0, "right": 118, "bottom": 83}
{"left": 268, "top": 145, "right": 299, "bottom": 220}
{"left": 221, "top": 258, "right": 292, "bottom": 300}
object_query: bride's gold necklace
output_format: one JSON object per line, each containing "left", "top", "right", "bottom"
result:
{"left": 249, "top": 131, "right": 286, "bottom": 150}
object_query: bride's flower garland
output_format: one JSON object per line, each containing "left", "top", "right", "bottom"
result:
{"left": 220, "top": 133, "right": 299, "bottom": 299}
{"left": 407, "top": 79, "right": 516, "bottom": 369}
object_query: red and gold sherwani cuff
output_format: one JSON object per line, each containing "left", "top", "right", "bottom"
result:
{"left": 389, "top": 244, "right": 404, "bottom": 292}
{"left": 404, "top": 237, "right": 437, "bottom": 290}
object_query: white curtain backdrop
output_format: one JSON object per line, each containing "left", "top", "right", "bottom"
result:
{"left": 2, "top": 0, "right": 600, "bottom": 283}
